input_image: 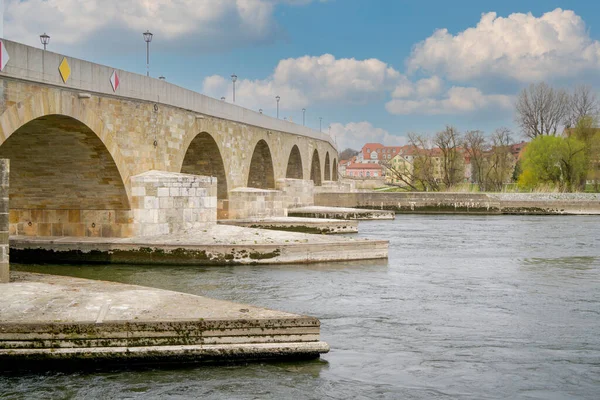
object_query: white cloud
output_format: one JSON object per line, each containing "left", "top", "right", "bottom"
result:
{"left": 392, "top": 75, "right": 443, "bottom": 98}
{"left": 407, "top": 8, "right": 600, "bottom": 82}
{"left": 386, "top": 86, "right": 512, "bottom": 115}
{"left": 4, "top": 0, "right": 312, "bottom": 51}
{"left": 203, "top": 54, "right": 401, "bottom": 110}
{"left": 330, "top": 121, "right": 406, "bottom": 151}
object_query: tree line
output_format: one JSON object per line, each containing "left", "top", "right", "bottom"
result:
{"left": 381, "top": 126, "right": 517, "bottom": 192}
{"left": 516, "top": 83, "right": 599, "bottom": 192}
{"left": 378, "top": 83, "right": 599, "bottom": 192}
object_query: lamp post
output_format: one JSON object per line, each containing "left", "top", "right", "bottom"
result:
{"left": 302, "top": 108, "right": 306, "bottom": 126}
{"left": 159, "top": 76, "right": 165, "bottom": 80}
{"left": 319, "top": 117, "right": 323, "bottom": 132}
{"left": 221, "top": 97, "right": 226, "bottom": 101}
{"left": 40, "top": 33, "right": 50, "bottom": 50}
{"left": 143, "top": 30, "right": 153, "bottom": 77}
{"left": 276, "top": 96, "right": 280, "bottom": 119}
{"left": 231, "top": 74, "right": 237, "bottom": 103}
{"left": 259, "top": 109, "right": 263, "bottom": 114}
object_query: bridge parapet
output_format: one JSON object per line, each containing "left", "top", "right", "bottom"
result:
{"left": 0, "top": 40, "right": 335, "bottom": 147}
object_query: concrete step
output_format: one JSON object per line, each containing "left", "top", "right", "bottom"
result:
{"left": 0, "top": 272, "right": 330, "bottom": 369}
{"left": 288, "top": 206, "right": 395, "bottom": 220}
{"left": 9, "top": 225, "right": 388, "bottom": 266}
{"left": 218, "top": 217, "right": 358, "bottom": 234}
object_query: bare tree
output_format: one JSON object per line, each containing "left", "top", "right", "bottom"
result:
{"left": 565, "top": 85, "right": 599, "bottom": 128}
{"left": 463, "top": 130, "right": 488, "bottom": 190}
{"left": 516, "top": 82, "right": 570, "bottom": 138}
{"left": 381, "top": 134, "right": 439, "bottom": 191}
{"left": 434, "top": 126, "right": 463, "bottom": 188}
{"left": 486, "top": 128, "right": 514, "bottom": 191}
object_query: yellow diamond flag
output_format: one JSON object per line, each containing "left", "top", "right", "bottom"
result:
{"left": 59, "top": 57, "right": 71, "bottom": 83}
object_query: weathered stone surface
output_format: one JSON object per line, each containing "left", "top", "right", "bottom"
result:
{"left": 9, "top": 225, "right": 388, "bottom": 265}
{"left": 228, "top": 188, "right": 287, "bottom": 220}
{"left": 276, "top": 178, "right": 315, "bottom": 209}
{"left": 219, "top": 216, "right": 358, "bottom": 234}
{"left": 0, "top": 159, "right": 8, "bottom": 283}
{"left": 0, "top": 272, "right": 329, "bottom": 368}
{"left": 289, "top": 206, "right": 395, "bottom": 220}
{"left": 130, "top": 170, "right": 217, "bottom": 236}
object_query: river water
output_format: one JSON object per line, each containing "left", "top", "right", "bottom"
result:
{"left": 3, "top": 215, "right": 600, "bottom": 399}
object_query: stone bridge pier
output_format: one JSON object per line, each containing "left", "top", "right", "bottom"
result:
{"left": 0, "top": 40, "right": 339, "bottom": 238}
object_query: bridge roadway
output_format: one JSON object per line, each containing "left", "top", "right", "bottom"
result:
{"left": 0, "top": 40, "right": 339, "bottom": 239}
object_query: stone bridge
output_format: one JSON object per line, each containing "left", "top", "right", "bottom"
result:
{"left": 0, "top": 40, "right": 339, "bottom": 238}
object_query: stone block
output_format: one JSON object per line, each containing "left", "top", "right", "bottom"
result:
{"left": 68, "top": 210, "right": 81, "bottom": 223}
{"left": 51, "top": 223, "right": 64, "bottom": 236}
{"left": 131, "top": 186, "right": 146, "bottom": 196}
{"left": 63, "top": 223, "right": 85, "bottom": 237}
{"left": 38, "top": 223, "right": 52, "bottom": 236}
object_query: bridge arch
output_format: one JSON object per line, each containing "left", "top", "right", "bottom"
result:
{"left": 0, "top": 91, "right": 130, "bottom": 198}
{"left": 248, "top": 139, "right": 275, "bottom": 189}
{"left": 286, "top": 145, "right": 303, "bottom": 179}
{"left": 324, "top": 152, "right": 331, "bottom": 181}
{"left": 0, "top": 91, "right": 134, "bottom": 237}
{"left": 181, "top": 132, "right": 228, "bottom": 201}
{"left": 310, "top": 149, "right": 322, "bottom": 186}
{"left": 0, "top": 114, "right": 130, "bottom": 237}
{"left": 333, "top": 158, "right": 338, "bottom": 181}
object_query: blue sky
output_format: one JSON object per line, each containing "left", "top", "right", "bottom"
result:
{"left": 4, "top": 0, "right": 600, "bottom": 150}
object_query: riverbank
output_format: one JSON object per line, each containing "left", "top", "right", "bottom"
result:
{"left": 315, "top": 192, "right": 600, "bottom": 215}
{"left": 0, "top": 272, "right": 329, "bottom": 370}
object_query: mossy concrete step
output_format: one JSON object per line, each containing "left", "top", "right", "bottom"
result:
{"left": 288, "top": 206, "right": 395, "bottom": 220}
{"left": 218, "top": 217, "right": 358, "bottom": 234}
{"left": 0, "top": 272, "right": 329, "bottom": 369}
{"left": 9, "top": 225, "right": 388, "bottom": 265}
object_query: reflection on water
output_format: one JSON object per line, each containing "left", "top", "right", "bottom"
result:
{"left": 5, "top": 215, "right": 600, "bottom": 399}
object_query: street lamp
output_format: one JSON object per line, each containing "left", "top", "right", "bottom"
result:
{"left": 159, "top": 76, "right": 166, "bottom": 80}
{"left": 231, "top": 74, "right": 237, "bottom": 103}
{"left": 143, "top": 30, "right": 153, "bottom": 77}
{"left": 276, "top": 96, "right": 281, "bottom": 119}
{"left": 259, "top": 109, "right": 263, "bottom": 114}
{"left": 40, "top": 33, "right": 50, "bottom": 50}
{"left": 302, "top": 108, "right": 306, "bottom": 126}
{"left": 221, "top": 97, "right": 226, "bottom": 101}
{"left": 319, "top": 117, "right": 323, "bottom": 132}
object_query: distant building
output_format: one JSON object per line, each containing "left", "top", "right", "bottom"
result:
{"left": 345, "top": 162, "right": 383, "bottom": 178}
{"left": 361, "top": 143, "right": 403, "bottom": 164}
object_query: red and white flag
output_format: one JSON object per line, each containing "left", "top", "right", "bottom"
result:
{"left": 110, "top": 70, "right": 120, "bottom": 92}
{"left": 0, "top": 40, "right": 9, "bottom": 72}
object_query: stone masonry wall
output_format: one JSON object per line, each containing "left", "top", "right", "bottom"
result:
{"left": 315, "top": 191, "right": 600, "bottom": 215}
{"left": 130, "top": 171, "right": 217, "bottom": 237}
{"left": 276, "top": 178, "right": 314, "bottom": 209}
{"left": 0, "top": 160, "right": 8, "bottom": 283}
{"left": 314, "top": 180, "right": 356, "bottom": 193}
{"left": 228, "top": 188, "right": 287, "bottom": 220}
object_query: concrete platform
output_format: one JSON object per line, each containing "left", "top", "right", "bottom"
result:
{"left": 288, "top": 206, "right": 395, "bottom": 220}
{"left": 218, "top": 217, "right": 359, "bottom": 234}
{"left": 9, "top": 225, "right": 388, "bottom": 265}
{"left": 0, "top": 272, "right": 329, "bottom": 369}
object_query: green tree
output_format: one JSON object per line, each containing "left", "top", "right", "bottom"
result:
{"left": 518, "top": 135, "right": 587, "bottom": 192}
{"left": 569, "top": 116, "right": 600, "bottom": 190}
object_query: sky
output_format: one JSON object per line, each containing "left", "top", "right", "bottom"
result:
{"left": 3, "top": 0, "right": 600, "bottom": 150}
